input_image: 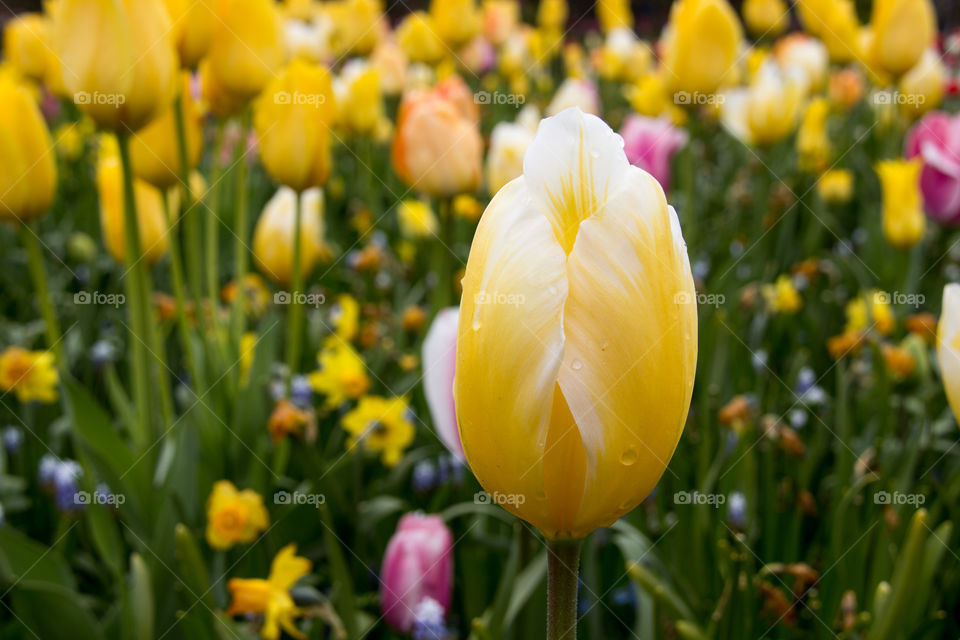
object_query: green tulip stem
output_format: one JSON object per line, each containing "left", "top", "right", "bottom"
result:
{"left": 285, "top": 192, "right": 305, "bottom": 392}
{"left": 206, "top": 123, "right": 224, "bottom": 330}
{"left": 431, "top": 197, "right": 453, "bottom": 314}
{"left": 116, "top": 132, "right": 153, "bottom": 452}
{"left": 230, "top": 110, "right": 252, "bottom": 344}
{"left": 162, "top": 190, "right": 202, "bottom": 392}
{"left": 173, "top": 90, "right": 202, "bottom": 310}
{"left": 546, "top": 538, "right": 582, "bottom": 640}
{"left": 21, "top": 223, "right": 62, "bottom": 363}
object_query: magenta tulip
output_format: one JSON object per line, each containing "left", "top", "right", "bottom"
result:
{"left": 905, "top": 111, "right": 960, "bottom": 224}
{"left": 422, "top": 307, "right": 465, "bottom": 460}
{"left": 380, "top": 513, "right": 454, "bottom": 632}
{"left": 620, "top": 114, "right": 689, "bottom": 191}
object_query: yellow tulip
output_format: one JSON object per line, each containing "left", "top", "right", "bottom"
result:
{"left": 455, "top": 108, "right": 697, "bottom": 539}
{"left": 254, "top": 59, "right": 337, "bottom": 193}
{"left": 326, "top": 0, "right": 383, "bottom": 57}
{"left": 877, "top": 159, "right": 925, "bottom": 250}
{"left": 817, "top": 169, "right": 854, "bottom": 204}
{"left": 396, "top": 12, "right": 446, "bottom": 64}
{"left": 0, "top": 74, "right": 57, "bottom": 222}
{"left": 796, "top": 0, "right": 861, "bottom": 64}
{"left": 864, "top": 0, "right": 936, "bottom": 79}
{"left": 162, "top": 0, "right": 217, "bottom": 69}
{"left": 207, "top": 0, "right": 284, "bottom": 104}
{"left": 742, "top": 0, "right": 788, "bottom": 37}
{"left": 336, "top": 60, "right": 383, "bottom": 138}
{"left": 129, "top": 74, "right": 203, "bottom": 189}
{"left": 796, "top": 97, "right": 830, "bottom": 172}
{"left": 97, "top": 138, "right": 169, "bottom": 265}
{"left": 370, "top": 39, "right": 408, "bottom": 96}
{"left": 720, "top": 63, "right": 804, "bottom": 147}
{"left": 253, "top": 187, "right": 329, "bottom": 286}
{"left": 899, "top": 48, "right": 944, "bottom": 119}
{"left": 537, "top": 0, "right": 568, "bottom": 32}
{"left": 486, "top": 107, "right": 539, "bottom": 195}
{"left": 937, "top": 284, "right": 960, "bottom": 427}
{"left": 3, "top": 13, "right": 49, "bottom": 82}
{"left": 661, "top": 0, "right": 743, "bottom": 97}
{"left": 52, "top": 0, "right": 179, "bottom": 132}
{"left": 774, "top": 34, "right": 829, "bottom": 93}
{"left": 431, "top": 0, "right": 480, "bottom": 47}
{"left": 597, "top": 0, "right": 633, "bottom": 33}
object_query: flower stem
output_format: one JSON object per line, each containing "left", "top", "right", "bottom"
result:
{"left": 173, "top": 91, "right": 203, "bottom": 309}
{"left": 162, "top": 190, "right": 202, "bottom": 392}
{"left": 116, "top": 132, "right": 152, "bottom": 452}
{"left": 285, "top": 192, "right": 304, "bottom": 392}
{"left": 430, "top": 197, "right": 453, "bottom": 313}
{"left": 230, "top": 111, "right": 251, "bottom": 344}
{"left": 546, "top": 539, "right": 582, "bottom": 640}
{"left": 21, "top": 223, "right": 62, "bottom": 363}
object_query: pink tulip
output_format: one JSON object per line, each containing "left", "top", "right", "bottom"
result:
{"left": 905, "top": 111, "right": 960, "bottom": 224}
{"left": 619, "top": 114, "right": 689, "bottom": 191}
{"left": 380, "top": 513, "right": 454, "bottom": 632}
{"left": 422, "top": 307, "right": 464, "bottom": 460}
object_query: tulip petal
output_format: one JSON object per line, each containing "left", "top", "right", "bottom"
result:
{"left": 522, "top": 108, "right": 629, "bottom": 254}
{"left": 938, "top": 284, "right": 960, "bottom": 424}
{"left": 423, "top": 307, "right": 465, "bottom": 459}
{"left": 557, "top": 168, "right": 697, "bottom": 534}
{"left": 455, "top": 178, "right": 568, "bottom": 532}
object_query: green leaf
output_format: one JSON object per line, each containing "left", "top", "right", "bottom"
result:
{"left": 870, "top": 509, "right": 932, "bottom": 640}
{"left": 504, "top": 550, "right": 547, "bottom": 627}
{"left": 9, "top": 580, "right": 104, "bottom": 640}
{"left": 127, "top": 553, "right": 154, "bottom": 640}
{"left": 320, "top": 504, "right": 358, "bottom": 640}
{"left": 0, "top": 526, "right": 75, "bottom": 590}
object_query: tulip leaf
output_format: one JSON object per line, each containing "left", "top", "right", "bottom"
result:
{"left": 320, "top": 504, "right": 359, "bottom": 639}
{"left": 503, "top": 550, "right": 548, "bottom": 628}
{"left": 9, "top": 580, "right": 104, "bottom": 640}
{"left": 125, "top": 553, "right": 154, "bottom": 640}
{"left": 0, "top": 526, "right": 75, "bottom": 590}
{"left": 870, "top": 509, "right": 931, "bottom": 640}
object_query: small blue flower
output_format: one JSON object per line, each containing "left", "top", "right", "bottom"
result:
{"left": 728, "top": 491, "right": 747, "bottom": 529}
{"left": 2, "top": 426, "right": 23, "bottom": 454}
{"left": 411, "top": 597, "right": 454, "bottom": 640}
{"left": 290, "top": 375, "right": 313, "bottom": 408}
{"left": 412, "top": 460, "right": 437, "bottom": 493}
{"left": 90, "top": 339, "right": 117, "bottom": 369}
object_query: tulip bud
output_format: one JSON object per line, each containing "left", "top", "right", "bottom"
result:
{"left": 455, "top": 108, "right": 697, "bottom": 539}
{"left": 380, "top": 513, "right": 454, "bottom": 632}
{"left": 864, "top": 0, "right": 936, "bottom": 79}
{"left": 96, "top": 139, "right": 169, "bottom": 265}
{"left": 486, "top": 107, "right": 538, "bottom": 194}
{"left": 796, "top": 0, "right": 860, "bottom": 64}
{"left": 162, "top": 0, "right": 217, "bottom": 69}
{"left": 597, "top": 0, "right": 633, "bottom": 33}
{"left": 742, "top": 0, "right": 788, "bottom": 38}
{"left": 877, "top": 159, "right": 926, "bottom": 249}
{"left": 254, "top": 59, "right": 337, "bottom": 192}
{"left": 53, "top": 0, "right": 179, "bottom": 131}
{"left": 253, "top": 187, "right": 328, "bottom": 286}
{"left": 430, "top": 0, "right": 480, "bottom": 47}
{"left": 0, "top": 74, "right": 57, "bottom": 221}
{"left": 620, "top": 114, "right": 688, "bottom": 191}
{"left": 129, "top": 74, "right": 203, "bottom": 189}
{"left": 661, "top": 0, "right": 743, "bottom": 96}
{"left": 3, "top": 13, "right": 49, "bottom": 82}
{"left": 207, "top": 0, "right": 284, "bottom": 104}
{"left": 335, "top": 60, "right": 384, "bottom": 138}
{"left": 396, "top": 12, "right": 446, "bottom": 64}
{"left": 720, "top": 63, "right": 804, "bottom": 147}
{"left": 392, "top": 77, "right": 483, "bottom": 197}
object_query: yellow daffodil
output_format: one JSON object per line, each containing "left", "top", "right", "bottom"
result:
{"left": 308, "top": 336, "right": 370, "bottom": 408}
{"left": 899, "top": 48, "right": 945, "bottom": 119}
{"left": 742, "top": 0, "right": 788, "bottom": 38}
{"left": 96, "top": 138, "right": 169, "bottom": 265}
{"left": 342, "top": 395, "right": 415, "bottom": 466}
{"left": 162, "top": 0, "right": 217, "bottom": 68}
{"left": 227, "top": 544, "right": 311, "bottom": 640}
{"left": 845, "top": 291, "right": 895, "bottom": 336}
{"left": 0, "top": 73, "right": 57, "bottom": 222}
{"left": 205, "top": 480, "right": 269, "bottom": 550}
{"left": 431, "top": 0, "right": 480, "bottom": 47}
{"left": 863, "top": 0, "right": 936, "bottom": 79}
{"left": 207, "top": 0, "right": 284, "bottom": 104}
{"left": 796, "top": 97, "right": 831, "bottom": 172}
{"left": 937, "top": 285, "right": 960, "bottom": 426}
{"left": 0, "top": 347, "right": 58, "bottom": 403}
{"left": 597, "top": 0, "right": 633, "bottom": 33}
{"left": 397, "top": 199, "right": 438, "bottom": 238}
{"left": 129, "top": 73, "right": 203, "bottom": 189}
{"left": 877, "top": 159, "right": 925, "bottom": 250}
{"left": 3, "top": 13, "right": 49, "bottom": 82}
{"left": 52, "top": 0, "right": 178, "bottom": 131}
{"left": 331, "top": 294, "right": 360, "bottom": 341}
{"left": 720, "top": 63, "right": 804, "bottom": 147}
{"left": 254, "top": 59, "right": 337, "bottom": 193}
{"left": 661, "top": 0, "right": 743, "bottom": 97}
{"left": 335, "top": 60, "right": 383, "bottom": 138}
{"left": 455, "top": 108, "right": 697, "bottom": 539}
{"left": 762, "top": 275, "right": 803, "bottom": 314}
{"left": 253, "top": 187, "right": 329, "bottom": 286}
{"left": 795, "top": 0, "right": 861, "bottom": 63}
{"left": 396, "top": 12, "right": 446, "bottom": 65}
{"left": 817, "top": 169, "right": 854, "bottom": 204}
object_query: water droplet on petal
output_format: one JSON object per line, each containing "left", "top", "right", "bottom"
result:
{"left": 620, "top": 446, "right": 638, "bottom": 466}
{"left": 472, "top": 318, "right": 482, "bottom": 331}
{"left": 571, "top": 359, "right": 583, "bottom": 371}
